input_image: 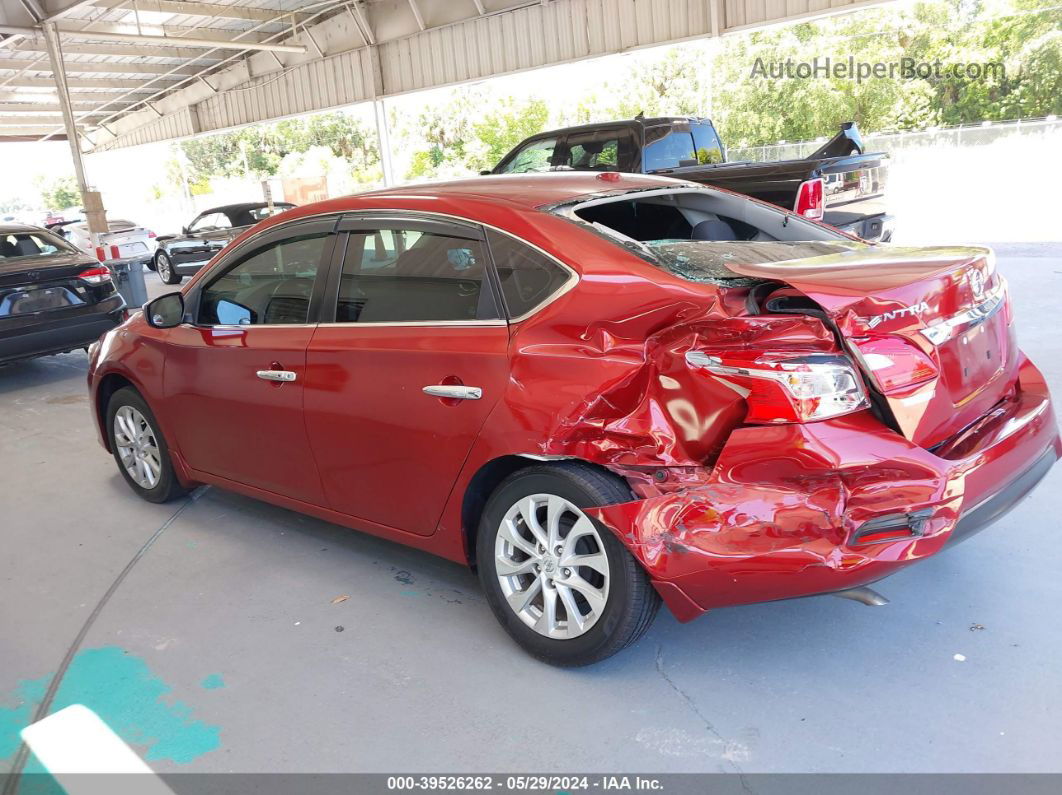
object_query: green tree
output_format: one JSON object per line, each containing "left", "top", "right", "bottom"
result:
{"left": 36, "top": 175, "right": 81, "bottom": 210}
{"left": 710, "top": 0, "right": 1062, "bottom": 147}
{"left": 178, "top": 112, "right": 379, "bottom": 183}
{"left": 396, "top": 90, "right": 551, "bottom": 178}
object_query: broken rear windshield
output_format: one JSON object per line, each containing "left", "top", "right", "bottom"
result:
{"left": 645, "top": 240, "right": 868, "bottom": 284}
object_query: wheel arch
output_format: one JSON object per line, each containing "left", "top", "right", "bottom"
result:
{"left": 459, "top": 454, "right": 634, "bottom": 569}
{"left": 95, "top": 372, "right": 140, "bottom": 453}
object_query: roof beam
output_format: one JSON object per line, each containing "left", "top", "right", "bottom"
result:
{"left": 53, "top": 26, "right": 308, "bottom": 53}
{"left": 0, "top": 98, "right": 134, "bottom": 108}
{"left": 0, "top": 89, "right": 138, "bottom": 101}
{"left": 88, "top": 0, "right": 308, "bottom": 24}
{"left": 348, "top": 2, "right": 375, "bottom": 46}
{"left": 0, "top": 126, "right": 73, "bottom": 136}
{"left": 0, "top": 112, "right": 102, "bottom": 123}
{"left": 14, "top": 38, "right": 224, "bottom": 60}
{"left": 1, "top": 24, "right": 306, "bottom": 53}
{"left": 42, "top": 1, "right": 100, "bottom": 23}
{"left": 0, "top": 57, "right": 202, "bottom": 74}
{"left": 407, "top": 0, "right": 426, "bottom": 31}
{"left": 3, "top": 75, "right": 168, "bottom": 88}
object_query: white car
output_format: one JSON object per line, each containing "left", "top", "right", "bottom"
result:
{"left": 53, "top": 218, "right": 157, "bottom": 265}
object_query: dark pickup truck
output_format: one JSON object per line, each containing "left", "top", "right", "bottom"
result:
{"left": 489, "top": 117, "right": 893, "bottom": 242}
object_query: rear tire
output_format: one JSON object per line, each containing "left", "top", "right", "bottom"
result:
{"left": 156, "top": 251, "right": 181, "bottom": 285}
{"left": 476, "top": 462, "right": 660, "bottom": 666}
{"left": 106, "top": 387, "right": 188, "bottom": 503}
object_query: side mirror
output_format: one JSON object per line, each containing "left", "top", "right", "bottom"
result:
{"left": 145, "top": 292, "right": 184, "bottom": 328}
{"left": 181, "top": 226, "right": 190, "bottom": 236}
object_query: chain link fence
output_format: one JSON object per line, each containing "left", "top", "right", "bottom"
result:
{"left": 728, "top": 118, "right": 1062, "bottom": 243}
{"left": 727, "top": 117, "right": 1062, "bottom": 162}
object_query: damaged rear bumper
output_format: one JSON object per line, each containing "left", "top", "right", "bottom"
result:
{"left": 590, "top": 354, "right": 1060, "bottom": 622}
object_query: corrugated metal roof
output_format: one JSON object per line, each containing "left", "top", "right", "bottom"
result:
{"left": 0, "top": 0, "right": 889, "bottom": 147}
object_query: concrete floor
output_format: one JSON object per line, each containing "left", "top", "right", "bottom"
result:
{"left": 2, "top": 244, "right": 1061, "bottom": 777}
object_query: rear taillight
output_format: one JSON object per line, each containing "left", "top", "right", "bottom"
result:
{"left": 849, "top": 336, "right": 938, "bottom": 395}
{"left": 794, "top": 177, "right": 824, "bottom": 220}
{"left": 147, "top": 230, "right": 157, "bottom": 238}
{"left": 78, "top": 265, "right": 112, "bottom": 285}
{"left": 686, "top": 351, "right": 869, "bottom": 423}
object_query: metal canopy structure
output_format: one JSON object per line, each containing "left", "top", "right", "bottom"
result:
{"left": 0, "top": 0, "right": 888, "bottom": 151}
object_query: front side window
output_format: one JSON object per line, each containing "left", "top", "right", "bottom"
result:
{"left": 198, "top": 233, "right": 328, "bottom": 326}
{"left": 335, "top": 228, "right": 495, "bottom": 323}
{"left": 0, "top": 230, "right": 74, "bottom": 260}
{"left": 486, "top": 230, "right": 571, "bottom": 318}
{"left": 496, "top": 137, "right": 558, "bottom": 174}
{"left": 189, "top": 213, "right": 218, "bottom": 233}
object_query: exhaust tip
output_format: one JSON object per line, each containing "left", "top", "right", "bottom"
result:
{"left": 833, "top": 586, "right": 889, "bottom": 606}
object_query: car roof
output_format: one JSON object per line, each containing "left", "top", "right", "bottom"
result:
{"left": 203, "top": 202, "right": 296, "bottom": 216}
{"left": 517, "top": 116, "right": 714, "bottom": 141}
{"left": 284, "top": 172, "right": 690, "bottom": 219}
{"left": 0, "top": 223, "right": 46, "bottom": 234}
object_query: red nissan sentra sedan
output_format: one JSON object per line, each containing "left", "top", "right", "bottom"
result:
{"left": 88, "top": 173, "right": 1060, "bottom": 665}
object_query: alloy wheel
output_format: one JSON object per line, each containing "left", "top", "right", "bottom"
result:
{"left": 494, "top": 494, "right": 611, "bottom": 639}
{"left": 113, "top": 405, "right": 162, "bottom": 489}
{"left": 156, "top": 253, "right": 171, "bottom": 281}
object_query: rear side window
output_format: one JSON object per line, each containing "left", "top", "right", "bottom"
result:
{"left": 0, "top": 230, "right": 75, "bottom": 260}
{"left": 643, "top": 125, "right": 697, "bottom": 171}
{"left": 557, "top": 128, "right": 636, "bottom": 171}
{"left": 486, "top": 230, "right": 571, "bottom": 318}
{"left": 691, "top": 122, "right": 724, "bottom": 164}
{"left": 334, "top": 228, "right": 497, "bottom": 323}
{"left": 198, "top": 233, "right": 328, "bottom": 325}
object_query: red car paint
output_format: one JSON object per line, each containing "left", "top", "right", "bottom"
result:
{"left": 88, "top": 173, "right": 1060, "bottom": 622}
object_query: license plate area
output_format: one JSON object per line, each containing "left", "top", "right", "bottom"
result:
{"left": 938, "top": 311, "right": 1009, "bottom": 403}
{"left": 0, "top": 286, "right": 84, "bottom": 316}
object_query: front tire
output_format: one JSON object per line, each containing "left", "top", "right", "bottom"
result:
{"left": 156, "top": 251, "right": 181, "bottom": 285}
{"left": 106, "top": 387, "right": 188, "bottom": 503}
{"left": 477, "top": 462, "right": 660, "bottom": 666}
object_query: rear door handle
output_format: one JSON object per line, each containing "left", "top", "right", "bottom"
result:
{"left": 257, "top": 370, "right": 297, "bottom": 382}
{"left": 422, "top": 385, "right": 482, "bottom": 400}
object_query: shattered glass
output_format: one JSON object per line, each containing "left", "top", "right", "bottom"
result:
{"left": 645, "top": 240, "right": 869, "bottom": 285}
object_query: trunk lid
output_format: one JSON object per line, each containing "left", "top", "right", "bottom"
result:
{"left": 98, "top": 226, "right": 151, "bottom": 261}
{"left": 729, "top": 245, "right": 1017, "bottom": 449}
{"left": 0, "top": 253, "right": 106, "bottom": 319}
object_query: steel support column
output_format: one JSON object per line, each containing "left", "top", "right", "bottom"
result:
{"left": 42, "top": 21, "right": 104, "bottom": 242}
{"left": 374, "top": 98, "right": 394, "bottom": 187}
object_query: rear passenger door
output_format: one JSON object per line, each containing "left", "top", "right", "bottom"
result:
{"left": 303, "top": 215, "right": 511, "bottom": 536}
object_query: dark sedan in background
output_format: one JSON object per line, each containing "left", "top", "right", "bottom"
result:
{"left": 154, "top": 201, "right": 295, "bottom": 284}
{"left": 1, "top": 224, "right": 124, "bottom": 366}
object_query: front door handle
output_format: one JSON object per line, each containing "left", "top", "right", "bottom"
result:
{"left": 422, "top": 384, "right": 482, "bottom": 400}
{"left": 257, "top": 369, "right": 297, "bottom": 383}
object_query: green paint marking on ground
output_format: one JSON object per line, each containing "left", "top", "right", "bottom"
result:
{"left": 0, "top": 646, "right": 221, "bottom": 767}
{"left": 200, "top": 674, "right": 225, "bottom": 690}
{"left": 0, "top": 675, "right": 49, "bottom": 760}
